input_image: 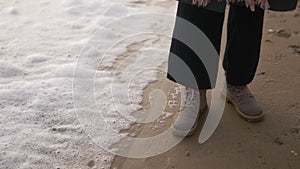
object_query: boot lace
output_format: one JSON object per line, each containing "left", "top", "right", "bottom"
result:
{"left": 180, "top": 87, "right": 200, "bottom": 110}
{"left": 230, "top": 85, "right": 254, "bottom": 102}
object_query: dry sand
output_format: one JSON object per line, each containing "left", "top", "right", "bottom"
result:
{"left": 111, "top": 3, "right": 300, "bottom": 169}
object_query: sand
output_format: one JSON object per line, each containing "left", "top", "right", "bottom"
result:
{"left": 111, "top": 3, "right": 300, "bottom": 169}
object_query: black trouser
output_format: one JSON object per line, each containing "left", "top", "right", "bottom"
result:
{"left": 167, "top": 2, "right": 265, "bottom": 90}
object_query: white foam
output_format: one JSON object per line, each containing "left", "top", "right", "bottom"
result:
{"left": 0, "top": 0, "right": 176, "bottom": 168}
{"left": 105, "top": 5, "right": 129, "bottom": 17}
{"left": 3, "top": 6, "right": 19, "bottom": 15}
{"left": 0, "top": 61, "right": 25, "bottom": 78}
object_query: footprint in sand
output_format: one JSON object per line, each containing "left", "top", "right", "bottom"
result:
{"left": 268, "top": 28, "right": 292, "bottom": 38}
{"left": 289, "top": 44, "right": 300, "bottom": 54}
{"left": 276, "top": 29, "right": 292, "bottom": 38}
{"left": 267, "top": 53, "right": 285, "bottom": 64}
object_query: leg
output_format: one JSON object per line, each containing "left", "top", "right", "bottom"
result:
{"left": 169, "top": 2, "right": 225, "bottom": 136}
{"left": 223, "top": 4, "right": 265, "bottom": 86}
{"left": 167, "top": 1, "right": 225, "bottom": 90}
{"left": 223, "top": 5, "right": 265, "bottom": 122}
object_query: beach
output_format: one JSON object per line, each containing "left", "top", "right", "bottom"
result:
{"left": 0, "top": 1, "right": 299, "bottom": 169}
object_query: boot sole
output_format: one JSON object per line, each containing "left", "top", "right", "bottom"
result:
{"left": 171, "top": 124, "right": 197, "bottom": 137}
